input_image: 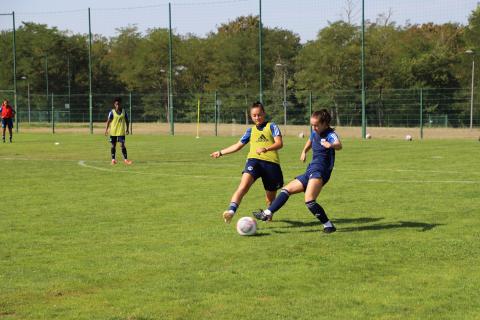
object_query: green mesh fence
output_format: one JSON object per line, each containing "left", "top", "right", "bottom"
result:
{"left": 12, "top": 88, "right": 477, "bottom": 129}
{"left": 1, "top": 1, "right": 479, "bottom": 134}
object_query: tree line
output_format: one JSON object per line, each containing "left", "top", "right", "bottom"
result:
{"left": 1, "top": 6, "right": 479, "bottom": 126}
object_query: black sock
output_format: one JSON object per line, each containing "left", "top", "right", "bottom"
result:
{"left": 305, "top": 200, "right": 329, "bottom": 223}
{"left": 268, "top": 189, "right": 290, "bottom": 214}
{"left": 111, "top": 147, "right": 116, "bottom": 160}
{"left": 122, "top": 147, "right": 128, "bottom": 160}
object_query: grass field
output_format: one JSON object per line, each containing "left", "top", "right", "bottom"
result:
{"left": 1, "top": 133, "right": 479, "bottom": 319}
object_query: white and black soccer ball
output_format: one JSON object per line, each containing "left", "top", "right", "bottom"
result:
{"left": 405, "top": 134, "right": 413, "bottom": 141}
{"left": 366, "top": 133, "right": 372, "bottom": 139}
{"left": 298, "top": 132, "right": 305, "bottom": 138}
{"left": 236, "top": 217, "right": 257, "bottom": 236}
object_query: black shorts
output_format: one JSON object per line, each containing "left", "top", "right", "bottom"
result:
{"left": 243, "top": 158, "right": 284, "bottom": 192}
{"left": 110, "top": 136, "right": 126, "bottom": 144}
{"left": 1, "top": 118, "right": 13, "bottom": 129}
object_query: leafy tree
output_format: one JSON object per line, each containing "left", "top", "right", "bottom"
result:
{"left": 295, "top": 21, "right": 360, "bottom": 125}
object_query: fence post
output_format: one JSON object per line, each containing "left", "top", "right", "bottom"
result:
{"left": 309, "top": 91, "right": 312, "bottom": 134}
{"left": 12, "top": 11, "right": 18, "bottom": 133}
{"left": 258, "top": 0, "right": 263, "bottom": 103}
{"left": 168, "top": 2, "right": 174, "bottom": 136}
{"left": 214, "top": 91, "right": 218, "bottom": 136}
{"left": 129, "top": 91, "right": 132, "bottom": 135}
{"left": 88, "top": 8, "right": 93, "bottom": 134}
{"left": 420, "top": 88, "right": 423, "bottom": 139}
{"left": 51, "top": 93, "right": 55, "bottom": 134}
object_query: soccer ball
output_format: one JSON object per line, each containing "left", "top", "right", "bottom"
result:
{"left": 366, "top": 133, "right": 372, "bottom": 139}
{"left": 298, "top": 132, "right": 305, "bottom": 138}
{"left": 405, "top": 134, "right": 412, "bottom": 141}
{"left": 236, "top": 217, "right": 257, "bottom": 236}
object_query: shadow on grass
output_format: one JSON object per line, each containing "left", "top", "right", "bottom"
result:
{"left": 338, "top": 221, "right": 443, "bottom": 233}
{"left": 275, "top": 217, "right": 384, "bottom": 229}
{"left": 252, "top": 232, "right": 271, "bottom": 237}
{"left": 273, "top": 218, "right": 441, "bottom": 233}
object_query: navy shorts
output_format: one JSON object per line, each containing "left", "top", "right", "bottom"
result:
{"left": 243, "top": 158, "right": 284, "bottom": 192}
{"left": 110, "top": 136, "right": 126, "bottom": 144}
{"left": 1, "top": 118, "right": 13, "bottom": 129}
{"left": 295, "top": 163, "right": 332, "bottom": 190}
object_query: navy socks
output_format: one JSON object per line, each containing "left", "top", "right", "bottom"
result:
{"left": 305, "top": 200, "right": 329, "bottom": 224}
{"left": 267, "top": 189, "right": 290, "bottom": 214}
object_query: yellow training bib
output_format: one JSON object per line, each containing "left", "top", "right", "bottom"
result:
{"left": 110, "top": 109, "right": 126, "bottom": 136}
{"left": 247, "top": 122, "right": 280, "bottom": 164}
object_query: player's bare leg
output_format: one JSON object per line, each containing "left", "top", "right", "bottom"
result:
{"left": 223, "top": 173, "right": 254, "bottom": 223}
{"left": 121, "top": 142, "right": 132, "bottom": 164}
{"left": 253, "top": 179, "right": 304, "bottom": 221}
{"left": 262, "top": 190, "right": 277, "bottom": 221}
{"left": 111, "top": 141, "right": 117, "bottom": 164}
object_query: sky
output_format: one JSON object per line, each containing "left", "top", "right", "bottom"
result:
{"left": 1, "top": 0, "right": 479, "bottom": 42}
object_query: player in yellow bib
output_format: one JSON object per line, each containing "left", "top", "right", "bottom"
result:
{"left": 104, "top": 97, "right": 132, "bottom": 165}
{"left": 210, "top": 101, "right": 284, "bottom": 223}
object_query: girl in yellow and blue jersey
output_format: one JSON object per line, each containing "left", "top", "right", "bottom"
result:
{"left": 210, "top": 102, "right": 284, "bottom": 224}
{"left": 104, "top": 97, "right": 132, "bottom": 165}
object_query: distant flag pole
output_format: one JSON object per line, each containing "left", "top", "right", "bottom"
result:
{"left": 196, "top": 98, "right": 200, "bottom": 139}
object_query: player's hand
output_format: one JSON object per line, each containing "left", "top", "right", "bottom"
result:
{"left": 126, "top": 129, "right": 130, "bottom": 135}
{"left": 104, "top": 130, "right": 108, "bottom": 136}
{"left": 320, "top": 139, "right": 331, "bottom": 149}
{"left": 256, "top": 147, "right": 267, "bottom": 155}
{"left": 300, "top": 151, "right": 307, "bottom": 162}
{"left": 210, "top": 151, "right": 221, "bottom": 158}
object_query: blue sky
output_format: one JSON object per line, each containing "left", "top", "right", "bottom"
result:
{"left": 2, "top": 0, "right": 479, "bottom": 42}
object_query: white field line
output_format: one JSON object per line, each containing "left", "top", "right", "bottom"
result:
{"left": 77, "top": 161, "right": 480, "bottom": 184}
{"left": 2, "top": 157, "right": 478, "bottom": 183}
{"left": 361, "top": 179, "right": 479, "bottom": 184}
{"left": 77, "top": 160, "right": 238, "bottom": 180}
{"left": 0, "top": 155, "right": 476, "bottom": 174}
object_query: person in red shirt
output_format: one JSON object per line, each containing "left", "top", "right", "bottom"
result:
{"left": 1, "top": 99, "right": 15, "bottom": 143}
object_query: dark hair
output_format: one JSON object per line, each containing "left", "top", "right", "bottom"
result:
{"left": 113, "top": 97, "right": 122, "bottom": 104}
{"left": 250, "top": 101, "right": 265, "bottom": 112}
{"left": 311, "top": 109, "right": 332, "bottom": 125}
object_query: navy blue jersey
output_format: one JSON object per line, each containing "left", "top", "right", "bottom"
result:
{"left": 309, "top": 128, "right": 339, "bottom": 171}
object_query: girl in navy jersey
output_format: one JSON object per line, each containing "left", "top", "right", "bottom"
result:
{"left": 253, "top": 109, "right": 342, "bottom": 233}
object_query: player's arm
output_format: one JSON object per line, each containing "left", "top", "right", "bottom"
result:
{"left": 329, "top": 139, "right": 342, "bottom": 150}
{"left": 105, "top": 112, "right": 113, "bottom": 136}
{"left": 256, "top": 123, "right": 283, "bottom": 155}
{"left": 125, "top": 112, "right": 130, "bottom": 135}
{"left": 211, "top": 127, "right": 251, "bottom": 158}
{"left": 256, "top": 135, "right": 283, "bottom": 155}
{"left": 104, "top": 119, "right": 111, "bottom": 136}
{"left": 321, "top": 133, "right": 342, "bottom": 150}
{"left": 300, "top": 139, "right": 312, "bottom": 162}
{"left": 211, "top": 141, "right": 246, "bottom": 158}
